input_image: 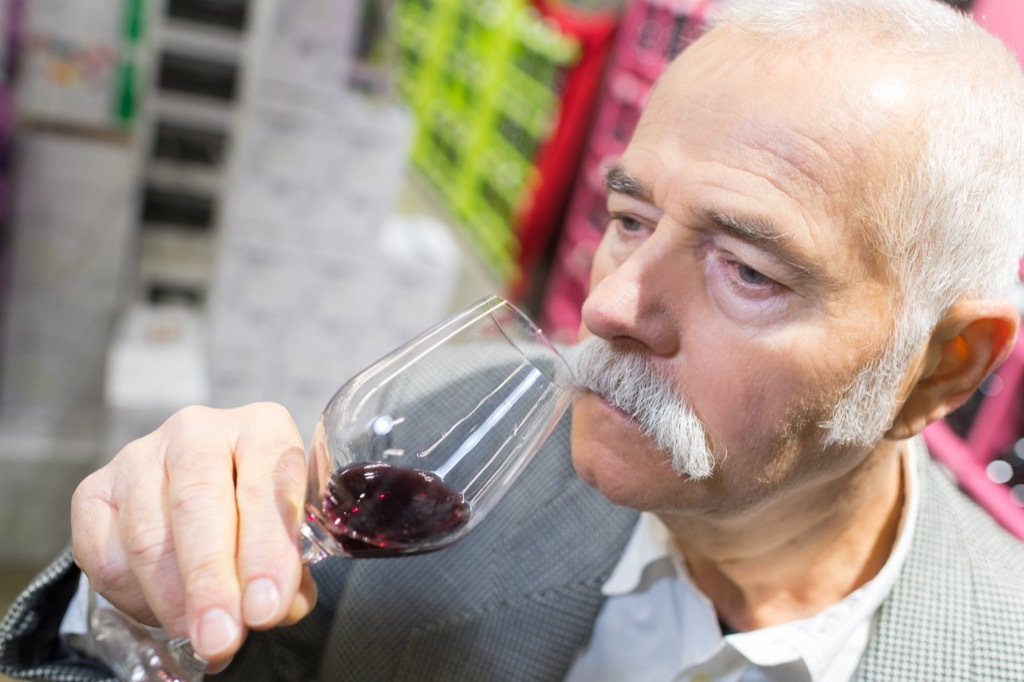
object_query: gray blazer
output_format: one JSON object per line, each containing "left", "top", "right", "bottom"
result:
{"left": 3, "top": 415, "right": 1024, "bottom": 681}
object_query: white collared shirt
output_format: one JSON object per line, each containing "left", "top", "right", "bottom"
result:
{"left": 564, "top": 439, "right": 922, "bottom": 682}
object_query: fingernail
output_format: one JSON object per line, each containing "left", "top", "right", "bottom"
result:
{"left": 197, "top": 608, "right": 240, "bottom": 656}
{"left": 243, "top": 578, "right": 281, "bottom": 627}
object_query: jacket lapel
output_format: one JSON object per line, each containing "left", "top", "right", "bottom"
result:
{"left": 854, "top": 459, "right": 973, "bottom": 681}
{"left": 317, "top": 415, "right": 639, "bottom": 681}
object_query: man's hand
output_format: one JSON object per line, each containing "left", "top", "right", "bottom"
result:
{"left": 71, "top": 403, "right": 318, "bottom": 667}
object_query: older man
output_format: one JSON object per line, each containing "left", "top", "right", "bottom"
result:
{"left": 3, "top": 0, "right": 1024, "bottom": 680}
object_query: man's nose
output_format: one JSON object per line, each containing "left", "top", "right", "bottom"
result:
{"left": 580, "top": 246, "right": 678, "bottom": 357}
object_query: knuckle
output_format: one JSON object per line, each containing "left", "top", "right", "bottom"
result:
{"left": 70, "top": 472, "right": 105, "bottom": 520}
{"left": 237, "top": 455, "right": 305, "bottom": 506}
{"left": 170, "top": 479, "right": 231, "bottom": 520}
{"left": 163, "top": 404, "right": 220, "bottom": 437}
{"left": 112, "top": 430, "right": 163, "bottom": 469}
{"left": 275, "top": 448, "right": 307, "bottom": 487}
{"left": 237, "top": 536, "right": 287, "bottom": 573}
{"left": 124, "top": 523, "right": 175, "bottom": 570}
{"left": 247, "top": 401, "right": 291, "bottom": 420}
{"left": 234, "top": 478, "right": 266, "bottom": 509}
{"left": 88, "top": 557, "right": 137, "bottom": 597}
{"left": 182, "top": 554, "right": 232, "bottom": 597}
{"left": 240, "top": 402, "right": 301, "bottom": 439}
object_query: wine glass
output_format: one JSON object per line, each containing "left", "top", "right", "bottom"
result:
{"left": 88, "top": 295, "right": 575, "bottom": 680}
{"left": 298, "top": 294, "right": 574, "bottom": 561}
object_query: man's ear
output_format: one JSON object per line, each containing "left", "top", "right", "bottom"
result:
{"left": 886, "top": 299, "right": 1019, "bottom": 440}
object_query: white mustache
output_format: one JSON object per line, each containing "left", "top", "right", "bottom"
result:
{"left": 566, "top": 336, "right": 718, "bottom": 479}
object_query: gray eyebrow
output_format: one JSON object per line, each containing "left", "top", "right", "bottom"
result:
{"left": 604, "top": 163, "right": 652, "bottom": 201}
{"left": 701, "top": 207, "right": 822, "bottom": 285}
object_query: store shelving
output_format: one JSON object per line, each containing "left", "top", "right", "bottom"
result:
{"left": 134, "top": 0, "right": 263, "bottom": 304}
{"left": 540, "top": 0, "right": 714, "bottom": 342}
{"left": 394, "top": 0, "right": 616, "bottom": 285}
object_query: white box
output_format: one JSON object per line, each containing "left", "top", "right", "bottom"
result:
{"left": 0, "top": 412, "right": 105, "bottom": 563}
{"left": 103, "top": 304, "right": 211, "bottom": 460}
{"left": 1, "top": 130, "right": 138, "bottom": 420}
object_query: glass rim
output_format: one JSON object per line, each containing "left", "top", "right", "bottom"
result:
{"left": 482, "top": 295, "right": 576, "bottom": 391}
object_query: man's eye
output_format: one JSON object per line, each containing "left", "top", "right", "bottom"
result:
{"left": 736, "top": 263, "right": 773, "bottom": 286}
{"left": 611, "top": 214, "right": 643, "bottom": 232}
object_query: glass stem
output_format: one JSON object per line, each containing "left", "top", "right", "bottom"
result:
{"left": 299, "top": 521, "right": 329, "bottom": 564}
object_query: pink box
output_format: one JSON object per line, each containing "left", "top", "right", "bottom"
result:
{"left": 612, "top": 0, "right": 712, "bottom": 82}
{"left": 540, "top": 265, "right": 589, "bottom": 344}
{"left": 972, "top": 0, "right": 1024, "bottom": 66}
{"left": 588, "top": 66, "right": 651, "bottom": 158}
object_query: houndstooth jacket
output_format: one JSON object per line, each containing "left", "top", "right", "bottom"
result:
{"left": 3, "top": 416, "right": 1024, "bottom": 681}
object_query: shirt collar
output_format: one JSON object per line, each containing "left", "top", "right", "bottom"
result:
{"left": 599, "top": 437, "right": 923, "bottom": 677}
{"left": 771, "top": 437, "right": 922, "bottom": 678}
{"left": 602, "top": 510, "right": 677, "bottom": 596}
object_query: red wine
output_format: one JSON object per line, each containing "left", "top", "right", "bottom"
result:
{"left": 318, "top": 462, "right": 471, "bottom": 558}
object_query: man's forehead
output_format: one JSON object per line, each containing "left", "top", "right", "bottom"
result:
{"left": 655, "top": 26, "right": 919, "bottom": 127}
{"left": 619, "top": 32, "right": 908, "bottom": 286}
{"left": 638, "top": 60, "right": 857, "bottom": 213}
{"left": 641, "top": 29, "right": 916, "bottom": 216}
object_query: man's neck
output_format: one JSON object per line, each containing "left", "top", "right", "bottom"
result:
{"left": 657, "top": 440, "right": 907, "bottom": 632}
